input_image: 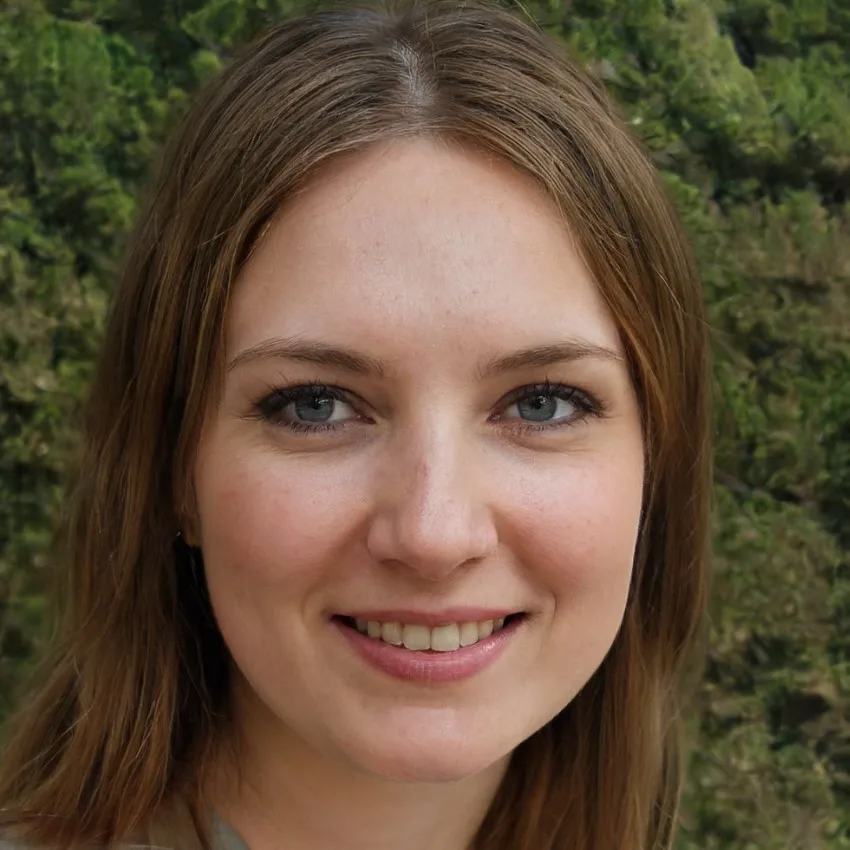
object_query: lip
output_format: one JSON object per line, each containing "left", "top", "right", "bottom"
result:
{"left": 333, "top": 614, "right": 523, "bottom": 684}
{"left": 335, "top": 607, "right": 519, "bottom": 627}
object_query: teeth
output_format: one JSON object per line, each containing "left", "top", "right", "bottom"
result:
{"left": 431, "top": 624, "right": 460, "bottom": 652}
{"left": 459, "top": 622, "right": 479, "bottom": 647}
{"left": 381, "top": 622, "right": 403, "bottom": 645}
{"left": 353, "top": 616, "right": 512, "bottom": 651}
{"left": 402, "top": 624, "right": 431, "bottom": 651}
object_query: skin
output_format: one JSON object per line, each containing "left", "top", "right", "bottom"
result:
{"left": 193, "top": 138, "right": 645, "bottom": 850}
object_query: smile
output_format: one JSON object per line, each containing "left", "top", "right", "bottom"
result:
{"left": 332, "top": 613, "right": 526, "bottom": 683}
{"left": 340, "top": 616, "right": 513, "bottom": 652}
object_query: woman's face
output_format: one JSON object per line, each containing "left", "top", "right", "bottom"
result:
{"left": 193, "top": 138, "right": 644, "bottom": 783}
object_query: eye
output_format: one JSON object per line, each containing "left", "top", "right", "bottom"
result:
{"left": 288, "top": 393, "right": 351, "bottom": 424}
{"left": 508, "top": 392, "right": 576, "bottom": 423}
{"left": 255, "top": 384, "right": 360, "bottom": 433}
{"left": 498, "top": 383, "right": 600, "bottom": 431}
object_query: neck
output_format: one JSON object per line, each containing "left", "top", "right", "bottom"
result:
{"left": 208, "top": 686, "right": 509, "bottom": 850}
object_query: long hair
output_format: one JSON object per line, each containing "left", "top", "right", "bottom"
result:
{"left": 0, "top": 2, "right": 711, "bottom": 848}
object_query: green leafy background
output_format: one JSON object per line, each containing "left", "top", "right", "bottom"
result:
{"left": 1, "top": 0, "right": 849, "bottom": 846}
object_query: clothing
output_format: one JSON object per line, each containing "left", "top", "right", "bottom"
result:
{"left": 210, "top": 814, "right": 249, "bottom": 850}
{"left": 0, "top": 812, "right": 249, "bottom": 850}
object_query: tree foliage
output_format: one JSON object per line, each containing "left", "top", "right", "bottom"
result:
{"left": 1, "top": 0, "right": 848, "bottom": 846}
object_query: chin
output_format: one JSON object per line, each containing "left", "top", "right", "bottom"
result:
{"left": 339, "top": 728, "right": 513, "bottom": 785}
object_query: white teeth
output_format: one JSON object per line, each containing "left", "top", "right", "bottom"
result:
{"left": 430, "top": 624, "right": 460, "bottom": 652}
{"left": 459, "top": 622, "right": 479, "bottom": 647}
{"left": 402, "top": 624, "right": 431, "bottom": 651}
{"left": 381, "top": 622, "right": 403, "bottom": 645}
{"left": 351, "top": 616, "right": 514, "bottom": 652}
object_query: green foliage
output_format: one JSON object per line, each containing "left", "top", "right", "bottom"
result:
{"left": 1, "top": 0, "right": 848, "bottom": 845}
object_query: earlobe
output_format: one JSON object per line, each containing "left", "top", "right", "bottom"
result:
{"left": 178, "top": 516, "right": 202, "bottom": 548}
{"left": 176, "top": 527, "right": 201, "bottom": 549}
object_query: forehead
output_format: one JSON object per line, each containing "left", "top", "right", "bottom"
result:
{"left": 228, "top": 138, "right": 621, "bottom": 363}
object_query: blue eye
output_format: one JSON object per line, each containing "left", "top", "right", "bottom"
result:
{"left": 252, "top": 381, "right": 602, "bottom": 437}
{"left": 510, "top": 392, "right": 575, "bottom": 422}
{"left": 291, "top": 394, "right": 343, "bottom": 423}
{"left": 257, "top": 384, "right": 358, "bottom": 432}
{"left": 499, "top": 383, "right": 598, "bottom": 431}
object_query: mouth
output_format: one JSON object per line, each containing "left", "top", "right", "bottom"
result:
{"left": 333, "top": 613, "right": 526, "bottom": 653}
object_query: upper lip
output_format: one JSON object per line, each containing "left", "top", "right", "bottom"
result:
{"left": 335, "top": 608, "right": 522, "bottom": 627}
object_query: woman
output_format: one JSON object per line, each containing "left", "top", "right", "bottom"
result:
{"left": 0, "top": 1, "right": 711, "bottom": 848}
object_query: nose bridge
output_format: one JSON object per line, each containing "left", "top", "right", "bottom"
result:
{"left": 366, "top": 424, "right": 497, "bottom": 577}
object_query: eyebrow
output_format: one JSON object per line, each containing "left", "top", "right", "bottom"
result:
{"left": 476, "top": 340, "right": 623, "bottom": 379}
{"left": 227, "top": 337, "right": 387, "bottom": 376}
{"left": 226, "top": 336, "right": 622, "bottom": 378}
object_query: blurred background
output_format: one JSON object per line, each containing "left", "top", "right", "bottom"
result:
{"left": 1, "top": 0, "right": 849, "bottom": 847}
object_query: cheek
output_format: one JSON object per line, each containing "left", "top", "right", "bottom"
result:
{"left": 193, "top": 441, "right": 368, "bottom": 588}
{"left": 506, "top": 455, "right": 643, "bottom": 710}
{"left": 511, "top": 453, "right": 643, "bottom": 610}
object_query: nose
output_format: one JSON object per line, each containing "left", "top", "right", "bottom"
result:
{"left": 365, "top": 430, "right": 499, "bottom": 581}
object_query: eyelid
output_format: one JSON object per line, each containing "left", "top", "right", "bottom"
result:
{"left": 249, "top": 382, "right": 366, "bottom": 436}
{"left": 256, "top": 382, "right": 361, "bottom": 413}
{"left": 494, "top": 381, "right": 602, "bottom": 417}
{"left": 250, "top": 379, "right": 605, "bottom": 436}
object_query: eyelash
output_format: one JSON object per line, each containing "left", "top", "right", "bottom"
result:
{"left": 250, "top": 380, "right": 606, "bottom": 437}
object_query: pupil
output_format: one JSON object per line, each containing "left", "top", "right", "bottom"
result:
{"left": 294, "top": 395, "right": 334, "bottom": 422}
{"left": 518, "top": 394, "right": 557, "bottom": 422}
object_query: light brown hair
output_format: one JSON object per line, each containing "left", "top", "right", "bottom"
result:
{"left": 0, "top": 1, "right": 711, "bottom": 847}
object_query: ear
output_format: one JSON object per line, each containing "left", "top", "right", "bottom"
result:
{"left": 179, "top": 520, "right": 202, "bottom": 549}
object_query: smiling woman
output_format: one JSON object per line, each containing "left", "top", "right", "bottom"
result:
{"left": 0, "top": 2, "right": 710, "bottom": 850}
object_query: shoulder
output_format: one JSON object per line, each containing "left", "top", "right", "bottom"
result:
{"left": 0, "top": 841, "right": 174, "bottom": 849}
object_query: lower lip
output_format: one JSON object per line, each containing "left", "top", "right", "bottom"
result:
{"left": 333, "top": 617, "right": 522, "bottom": 684}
